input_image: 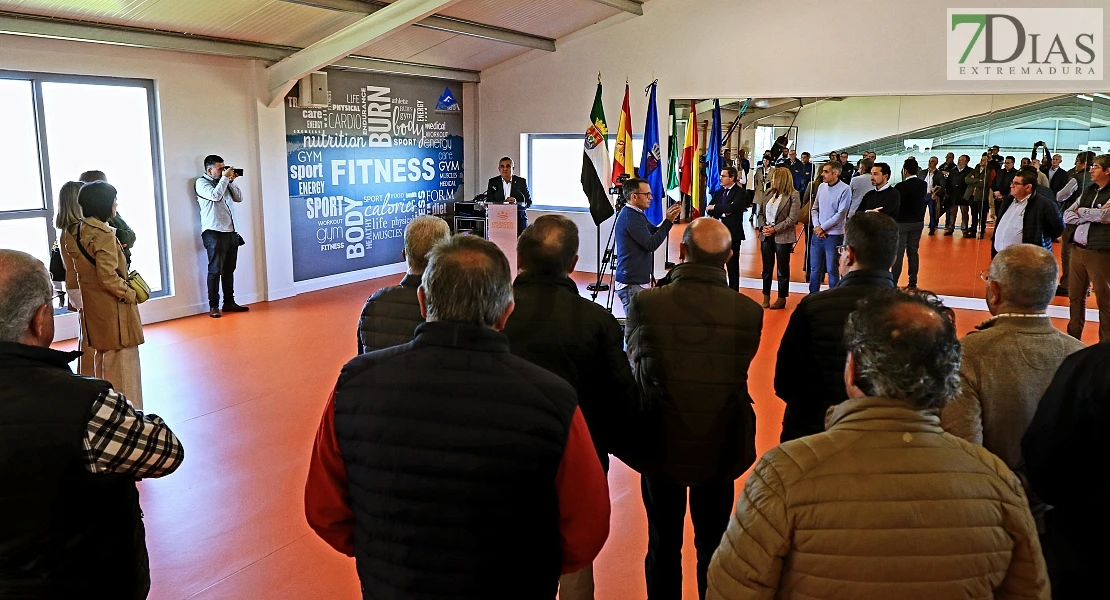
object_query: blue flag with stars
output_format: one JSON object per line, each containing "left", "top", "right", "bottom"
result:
{"left": 639, "top": 81, "right": 664, "bottom": 224}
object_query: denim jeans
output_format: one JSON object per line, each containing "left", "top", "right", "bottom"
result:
{"left": 808, "top": 233, "right": 843, "bottom": 293}
{"left": 617, "top": 284, "right": 647, "bottom": 316}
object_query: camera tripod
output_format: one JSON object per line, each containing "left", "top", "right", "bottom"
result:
{"left": 588, "top": 204, "right": 622, "bottom": 313}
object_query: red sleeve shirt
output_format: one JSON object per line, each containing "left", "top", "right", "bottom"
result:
{"left": 303, "top": 390, "right": 612, "bottom": 572}
{"left": 304, "top": 389, "right": 355, "bottom": 557}
{"left": 556, "top": 407, "right": 611, "bottom": 573}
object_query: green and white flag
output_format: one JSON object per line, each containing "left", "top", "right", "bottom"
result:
{"left": 581, "top": 79, "right": 614, "bottom": 225}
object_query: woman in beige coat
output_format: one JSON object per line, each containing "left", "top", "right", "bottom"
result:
{"left": 748, "top": 157, "right": 773, "bottom": 224}
{"left": 756, "top": 168, "right": 800, "bottom": 310}
{"left": 68, "top": 181, "right": 145, "bottom": 408}
{"left": 56, "top": 181, "right": 94, "bottom": 376}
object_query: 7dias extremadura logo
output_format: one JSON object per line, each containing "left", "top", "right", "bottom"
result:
{"left": 947, "top": 8, "right": 1102, "bottom": 80}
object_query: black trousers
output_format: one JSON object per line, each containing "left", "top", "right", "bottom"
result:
{"left": 969, "top": 200, "right": 989, "bottom": 236}
{"left": 641, "top": 475, "right": 735, "bottom": 600}
{"left": 892, "top": 223, "right": 924, "bottom": 286}
{"left": 726, "top": 244, "right": 741, "bottom": 291}
{"left": 202, "top": 230, "right": 239, "bottom": 309}
{"left": 760, "top": 237, "right": 791, "bottom": 297}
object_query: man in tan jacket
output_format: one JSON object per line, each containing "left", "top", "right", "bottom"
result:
{"left": 707, "top": 289, "right": 1049, "bottom": 600}
{"left": 942, "top": 244, "right": 1084, "bottom": 530}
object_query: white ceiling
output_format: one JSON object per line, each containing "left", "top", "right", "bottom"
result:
{"left": 0, "top": 0, "right": 642, "bottom": 71}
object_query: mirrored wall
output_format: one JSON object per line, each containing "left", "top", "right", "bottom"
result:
{"left": 673, "top": 93, "right": 1110, "bottom": 302}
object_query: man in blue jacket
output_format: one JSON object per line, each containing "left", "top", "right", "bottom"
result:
{"left": 614, "top": 178, "right": 682, "bottom": 314}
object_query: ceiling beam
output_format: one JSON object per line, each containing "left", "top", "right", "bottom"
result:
{"left": 0, "top": 10, "right": 478, "bottom": 83}
{"left": 740, "top": 98, "right": 823, "bottom": 127}
{"left": 585, "top": 0, "right": 644, "bottom": 15}
{"left": 266, "top": 0, "right": 462, "bottom": 107}
{"left": 284, "top": 0, "right": 556, "bottom": 52}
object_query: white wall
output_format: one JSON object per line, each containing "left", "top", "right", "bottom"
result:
{"left": 479, "top": 0, "right": 1109, "bottom": 259}
{"left": 0, "top": 35, "right": 280, "bottom": 340}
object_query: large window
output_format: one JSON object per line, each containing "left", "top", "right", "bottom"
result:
{"left": 527, "top": 134, "right": 643, "bottom": 210}
{"left": 0, "top": 71, "right": 168, "bottom": 298}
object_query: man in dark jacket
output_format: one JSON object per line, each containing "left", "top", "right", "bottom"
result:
{"left": 486, "top": 157, "right": 532, "bottom": 234}
{"left": 992, "top": 169, "right": 1064, "bottom": 257}
{"left": 707, "top": 166, "right": 751, "bottom": 291}
{"left": 1023, "top": 342, "right": 1110, "bottom": 598}
{"left": 856, "top": 162, "right": 901, "bottom": 218}
{"left": 893, "top": 159, "right": 928, "bottom": 289}
{"left": 306, "top": 235, "right": 610, "bottom": 599}
{"left": 946, "top": 155, "right": 972, "bottom": 236}
{"left": 356, "top": 215, "right": 450, "bottom": 354}
{"left": 626, "top": 217, "right": 763, "bottom": 600}
{"left": 0, "top": 249, "right": 184, "bottom": 600}
{"left": 503, "top": 215, "right": 640, "bottom": 598}
{"left": 775, "top": 212, "right": 898, "bottom": 442}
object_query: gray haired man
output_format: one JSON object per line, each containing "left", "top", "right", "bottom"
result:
{"left": 941, "top": 244, "right": 1084, "bottom": 529}
{"left": 0, "top": 250, "right": 183, "bottom": 598}
{"left": 306, "top": 235, "right": 610, "bottom": 599}
{"left": 707, "top": 289, "right": 1049, "bottom": 599}
{"left": 356, "top": 215, "right": 451, "bottom": 354}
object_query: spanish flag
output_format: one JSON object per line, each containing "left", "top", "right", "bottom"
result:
{"left": 679, "top": 100, "right": 699, "bottom": 217}
{"left": 612, "top": 83, "right": 635, "bottom": 184}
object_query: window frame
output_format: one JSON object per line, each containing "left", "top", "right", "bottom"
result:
{"left": 0, "top": 69, "right": 171, "bottom": 301}
{"left": 525, "top": 133, "right": 646, "bottom": 213}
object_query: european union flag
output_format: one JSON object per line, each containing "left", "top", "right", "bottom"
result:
{"left": 639, "top": 81, "right": 664, "bottom": 224}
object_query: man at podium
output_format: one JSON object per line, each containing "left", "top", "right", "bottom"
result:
{"left": 486, "top": 157, "right": 532, "bottom": 235}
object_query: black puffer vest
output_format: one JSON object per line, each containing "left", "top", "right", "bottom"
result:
{"left": 356, "top": 273, "right": 425, "bottom": 355}
{"left": 334, "top": 322, "right": 578, "bottom": 600}
{"left": 0, "top": 342, "right": 149, "bottom": 599}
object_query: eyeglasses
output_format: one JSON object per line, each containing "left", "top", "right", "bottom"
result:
{"left": 979, "top": 269, "right": 992, "bottom": 282}
{"left": 836, "top": 245, "right": 850, "bottom": 253}
{"left": 634, "top": 191, "right": 653, "bottom": 198}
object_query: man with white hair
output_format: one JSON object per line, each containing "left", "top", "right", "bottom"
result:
{"left": 0, "top": 249, "right": 183, "bottom": 598}
{"left": 356, "top": 215, "right": 451, "bottom": 354}
{"left": 942, "top": 244, "right": 1084, "bottom": 529}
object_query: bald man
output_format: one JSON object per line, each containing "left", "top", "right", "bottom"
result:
{"left": 625, "top": 217, "right": 764, "bottom": 599}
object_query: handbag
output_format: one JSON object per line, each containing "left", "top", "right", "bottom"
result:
{"left": 49, "top": 244, "right": 66, "bottom": 282}
{"left": 76, "top": 222, "right": 150, "bottom": 304}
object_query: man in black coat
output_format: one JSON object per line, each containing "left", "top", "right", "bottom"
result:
{"left": 945, "top": 154, "right": 972, "bottom": 236}
{"left": 775, "top": 212, "right": 898, "bottom": 442}
{"left": 892, "top": 159, "right": 928, "bottom": 289}
{"left": 706, "top": 166, "right": 750, "bottom": 291}
{"left": 486, "top": 156, "right": 532, "bottom": 234}
{"left": 626, "top": 217, "right": 763, "bottom": 600}
{"left": 503, "top": 215, "right": 641, "bottom": 473}
{"left": 856, "top": 162, "right": 901, "bottom": 218}
{"left": 356, "top": 215, "right": 451, "bottom": 354}
{"left": 992, "top": 169, "right": 1064, "bottom": 257}
{"left": 1023, "top": 342, "right": 1110, "bottom": 599}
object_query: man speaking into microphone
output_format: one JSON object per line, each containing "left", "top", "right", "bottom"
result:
{"left": 706, "top": 166, "right": 750, "bottom": 291}
{"left": 486, "top": 157, "right": 532, "bottom": 235}
{"left": 614, "top": 178, "right": 682, "bottom": 314}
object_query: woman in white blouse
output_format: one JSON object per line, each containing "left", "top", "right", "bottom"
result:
{"left": 756, "top": 168, "right": 801, "bottom": 309}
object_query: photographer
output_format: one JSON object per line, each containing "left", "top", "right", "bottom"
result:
{"left": 614, "top": 178, "right": 681, "bottom": 314}
{"left": 196, "top": 154, "right": 247, "bottom": 318}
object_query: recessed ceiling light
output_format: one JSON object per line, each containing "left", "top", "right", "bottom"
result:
{"left": 1077, "top": 94, "right": 1094, "bottom": 101}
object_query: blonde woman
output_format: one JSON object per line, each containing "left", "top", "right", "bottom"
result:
{"left": 756, "top": 168, "right": 801, "bottom": 309}
{"left": 68, "top": 181, "right": 145, "bottom": 409}
{"left": 56, "top": 181, "right": 94, "bottom": 376}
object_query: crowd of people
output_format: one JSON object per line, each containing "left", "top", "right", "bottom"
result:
{"left": 3, "top": 151, "right": 1110, "bottom": 600}
{"left": 724, "top": 144, "right": 1110, "bottom": 343}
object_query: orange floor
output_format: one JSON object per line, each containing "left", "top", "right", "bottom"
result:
{"left": 52, "top": 268, "right": 1098, "bottom": 600}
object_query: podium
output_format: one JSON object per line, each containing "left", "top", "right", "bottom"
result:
{"left": 485, "top": 202, "right": 518, "bottom": 270}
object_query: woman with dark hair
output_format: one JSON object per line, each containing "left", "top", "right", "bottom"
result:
{"left": 56, "top": 181, "right": 94, "bottom": 376}
{"left": 79, "top": 170, "right": 136, "bottom": 265}
{"left": 756, "top": 168, "right": 801, "bottom": 309}
{"left": 69, "top": 181, "right": 145, "bottom": 408}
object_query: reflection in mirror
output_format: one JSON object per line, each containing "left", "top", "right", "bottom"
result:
{"left": 671, "top": 94, "right": 1108, "bottom": 303}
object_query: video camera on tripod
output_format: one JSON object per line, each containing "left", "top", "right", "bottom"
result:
{"left": 610, "top": 173, "right": 631, "bottom": 209}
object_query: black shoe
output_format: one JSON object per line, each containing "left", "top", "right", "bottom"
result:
{"left": 928, "top": 229, "right": 936, "bottom": 236}
{"left": 1056, "top": 286, "right": 1069, "bottom": 297}
{"left": 978, "top": 233, "right": 985, "bottom": 240}
{"left": 944, "top": 230, "right": 954, "bottom": 236}
{"left": 222, "top": 303, "right": 249, "bottom": 313}
{"left": 210, "top": 308, "right": 222, "bottom": 318}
